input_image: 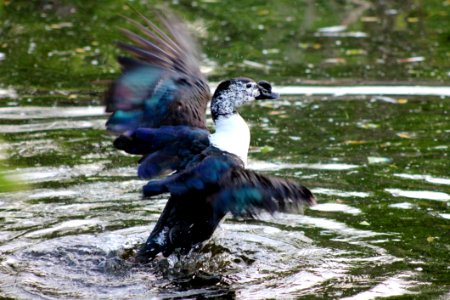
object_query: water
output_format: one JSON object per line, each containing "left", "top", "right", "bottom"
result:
{"left": 1, "top": 1, "right": 450, "bottom": 299}
{"left": 0, "top": 93, "right": 448, "bottom": 299}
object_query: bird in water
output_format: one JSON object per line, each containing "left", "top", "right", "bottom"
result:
{"left": 105, "top": 11, "right": 316, "bottom": 262}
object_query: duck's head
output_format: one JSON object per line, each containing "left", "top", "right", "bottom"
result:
{"left": 211, "top": 78, "right": 279, "bottom": 120}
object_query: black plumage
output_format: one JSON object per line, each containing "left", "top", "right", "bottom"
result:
{"left": 105, "top": 11, "right": 316, "bottom": 262}
{"left": 137, "top": 147, "right": 315, "bottom": 261}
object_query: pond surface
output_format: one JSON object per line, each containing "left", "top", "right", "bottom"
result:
{"left": 0, "top": 1, "right": 449, "bottom": 299}
{"left": 0, "top": 93, "right": 448, "bottom": 299}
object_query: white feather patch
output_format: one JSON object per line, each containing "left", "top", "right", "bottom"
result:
{"left": 209, "top": 114, "right": 250, "bottom": 165}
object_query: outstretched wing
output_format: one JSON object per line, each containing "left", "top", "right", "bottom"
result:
{"left": 142, "top": 147, "right": 241, "bottom": 196}
{"left": 143, "top": 148, "right": 315, "bottom": 213}
{"left": 114, "top": 126, "right": 209, "bottom": 179}
{"left": 137, "top": 148, "right": 315, "bottom": 260}
{"left": 212, "top": 168, "right": 316, "bottom": 218}
{"left": 105, "top": 11, "right": 211, "bottom": 134}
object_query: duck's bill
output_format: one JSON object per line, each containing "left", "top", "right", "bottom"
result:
{"left": 256, "top": 90, "right": 279, "bottom": 100}
{"left": 256, "top": 80, "right": 280, "bottom": 100}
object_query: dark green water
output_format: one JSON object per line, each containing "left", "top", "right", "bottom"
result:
{"left": 0, "top": 1, "right": 449, "bottom": 299}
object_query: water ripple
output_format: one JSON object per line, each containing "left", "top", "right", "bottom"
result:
{"left": 310, "top": 203, "right": 362, "bottom": 215}
{"left": 0, "top": 106, "right": 105, "bottom": 120}
{"left": 0, "top": 119, "right": 106, "bottom": 133}
{"left": 249, "top": 161, "right": 359, "bottom": 171}
{"left": 393, "top": 173, "right": 450, "bottom": 186}
{"left": 341, "top": 272, "right": 426, "bottom": 300}
{"left": 0, "top": 88, "right": 17, "bottom": 98}
{"left": 275, "top": 85, "right": 450, "bottom": 97}
{"left": 312, "top": 187, "right": 370, "bottom": 198}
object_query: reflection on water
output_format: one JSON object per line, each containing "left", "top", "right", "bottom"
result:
{"left": 0, "top": 88, "right": 17, "bottom": 99}
{"left": 0, "top": 106, "right": 105, "bottom": 119}
{"left": 311, "top": 187, "right": 369, "bottom": 198}
{"left": 340, "top": 272, "right": 428, "bottom": 300}
{"left": 249, "top": 160, "right": 359, "bottom": 171}
{"left": 385, "top": 188, "right": 450, "bottom": 202}
{"left": 310, "top": 203, "right": 362, "bottom": 215}
{"left": 0, "top": 92, "right": 448, "bottom": 298}
{"left": 393, "top": 173, "right": 450, "bottom": 186}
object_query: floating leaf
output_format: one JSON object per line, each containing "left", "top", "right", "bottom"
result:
{"left": 345, "top": 140, "right": 367, "bottom": 145}
{"left": 345, "top": 49, "right": 367, "bottom": 56}
{"left": 260, "top": 146, "right": 274, "bottom": 154}
{"left": 397, "top": 132, "right": 414, "bottom": 139}
{"left": 361, "top": 16, "right": 380, "bottom": 22}
{"left": 407, "top": 17, "right": 419, "bottom": 23}
{"left": 359, "top": 221, "right": 370, "bottom": 226}
{"left": 268, "top": 111, "right": 286, "bottom": 116}
{"left": 45, "top": 22, "right": 73, "bottom": 31}
{"left": 357, "top": 122, "right": 379, "bottom": 129}
{"left": 257, "top": 9, "right": 270, "bottom": 16}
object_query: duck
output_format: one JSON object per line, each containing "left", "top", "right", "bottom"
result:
{"left": 105, "top": 11, "right": 316, "bottom": 262}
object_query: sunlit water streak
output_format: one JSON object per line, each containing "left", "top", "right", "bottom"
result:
{"left": 0, "top": 119, "right": 106, "bottom": 133}
{"left": 385, "top": 188, "right": 450, "bottom": 202}
{"left": 340, "top": 272, "right": 427, "bottom": 300}
{"left": 311, "top": 187, "right": 370, "bottom": 198}
{"left": 249, "top": 160, "right": 359, "bottom": 171}
{"left": 0, "top": 88, "right": 17, "bottom": 99}
{"left": 208, "top": 84, "right": 450, "bottom": 99}
{"left": 393, "top": 173, "right": 450, "bottom": 186}
{"left": 274, "top": 85, "right": 450, "bottom": 97}
{"left": 0, "top": 106, "right": 105, "bottom": 119}
{"left": 310, "top": 203, "right": 362, "bottom": 215}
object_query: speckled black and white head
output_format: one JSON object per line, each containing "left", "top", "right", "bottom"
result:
{"left": 211, "top": 78, "right": 278, "bottom": 121}
{"left": 209, "top": 78, "right": 279, "bottom": 164}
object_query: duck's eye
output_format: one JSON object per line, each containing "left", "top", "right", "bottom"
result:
{"left": 246, "top": 83, "right": 252, "bottom": 89}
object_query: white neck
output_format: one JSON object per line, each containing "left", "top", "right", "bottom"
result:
{"left": 209, "top": 114, "right": 250, "bottom": 165}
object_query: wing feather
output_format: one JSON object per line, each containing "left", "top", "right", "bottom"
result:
{"left": 105, "top": 10, "right": 211, "bottom": 135}
{"left": 213, "top": 168, "right": 316, "bottom": 218}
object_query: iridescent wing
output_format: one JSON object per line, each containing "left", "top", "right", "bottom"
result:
{"left": 105, "top": 12, "right": 211, "bottom": 134}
